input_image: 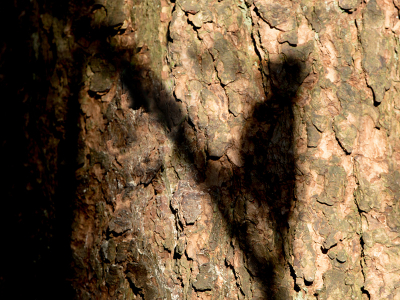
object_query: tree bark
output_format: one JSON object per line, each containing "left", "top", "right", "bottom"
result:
{"left": 3, "top": 0, "right": 400, "bottom": 299}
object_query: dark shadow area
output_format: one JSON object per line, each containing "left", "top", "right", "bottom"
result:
{"left": 0, "top": 1, "right": 87, "bottom": 298}
{"left": 1, "top": 1, "right": 307, "bottom": 299}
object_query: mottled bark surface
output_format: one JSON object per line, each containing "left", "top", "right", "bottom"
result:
{"left": 3, "top": 0, "right": 400, "bottom": 299}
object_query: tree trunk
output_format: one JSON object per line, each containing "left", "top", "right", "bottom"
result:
{"left": 3, "top": 0, "right": 400, "bottom": 299}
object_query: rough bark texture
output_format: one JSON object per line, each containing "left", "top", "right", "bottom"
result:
{"left": 3, "top": 0, "right": 400, "bottom": 299}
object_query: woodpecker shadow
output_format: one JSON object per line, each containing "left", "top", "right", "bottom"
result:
{"left": 165, "top": 57, "right": 305, "bottom": 298}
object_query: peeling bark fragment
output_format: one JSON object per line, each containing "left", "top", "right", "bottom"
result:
{"left": 354, "top": 179, "right": 381, "bottom": 213}
{"left": 126, "top": 262, "right": 147, "bottom": 288}
{"left": 337, "top": 83, "right": 361, "bottom": 122}
{"left": 385, "top": 171, "right": 400, "bottom": 231}
{"left": 108, "top": 208, "right": 133, "bottom": 234}
{"left": 172, "top": 181, "right": 204, "bottom": 225}
{"left": 200, "top": 86, "right": 231, "bottom": 157}
{"left": 90, "top": 72, "right": 113, "bottom": 93}
{"left": 125, "top": 257, "right": 167, "bottom": 299}
{"left": 94, "top": 0, "right": 126, "bottom": 28}
{"left": 115, "top": 241, "right": 129, "bottom": 263}
{"left": 336, "top": 248, "right": 347, "bottom": 263}
{"left": 320, "top": 269, "right": 351, "bottom": 298}
{"left": 89, "top": 56, "right": 115, "bottom": 93}
{"left": 225, "top": 87, "right": 242, "bottom": 116}
{"left": 212, "top": 33, "right": 242, "bottom": 85}
{"left": 206, "top": 121, "right": 231, "bottom": 157}
{"left": 177, "top": 0, "right": 202, "bottom": 14}
{"left": 317, "top": 165, "right": 347, "bottom": 206}
{"left": 338, "top": 0, "right": 360, "bottom": 12}
{"left": 193, "top": 263, "right": 215, "bottom": 291}
{"left": 106, "top": 264, "right": 123, "bottom": 289}
{"left": 333, "top": 115, "right": 357, "bottom": 154}
{"left": 360, "top": 31, "right": 391, "bottom": 103}
{"left": 181, "top": 192, "right": 203, "bottom": 225}
{"left": 310, "top": 1, "right": 339, "bottom": 33}
{"left": 101, "top": 239, "right": 117, "bottom": 263}
{"left": 216, "top": 51, "right": 240, "bottom": 85}
{"left": 279, "top": 30, "right": 298, "bottom": 45}
{"left": 254, "top": 0, "right": 293, "bottom": 28}
{"left": 363, "top": 0, "right": 385, "bottom": 29}
{"left": 311, "top": 111, "right": 329, "bottom": 132}
{"left": 359, "top": 0, "right": 393, "bottom": 103}
{"left": 323, "top": 232, "right": 338, "bottom": 250}
{"left": 337, "top": 83, "right": 358, "bottom": 105}
{"left": 292, "top": 221, "right": 317, "bottom": 284}
{"left": 200, "top": 51, "right": 215, "bottom": 84}
{"left": 188, "top": 9, "right": 213, "bottom": 28}
{"left": 306, "top": 121, "right": 321, "bottom": 147}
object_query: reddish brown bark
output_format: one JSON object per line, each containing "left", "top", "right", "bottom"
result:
{"left": 3, "top": 0, "right": 400, "bottom": 299}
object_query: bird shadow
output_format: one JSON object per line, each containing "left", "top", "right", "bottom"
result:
{"left": 115, "top": 46, "right": 306, "bottom": 299}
